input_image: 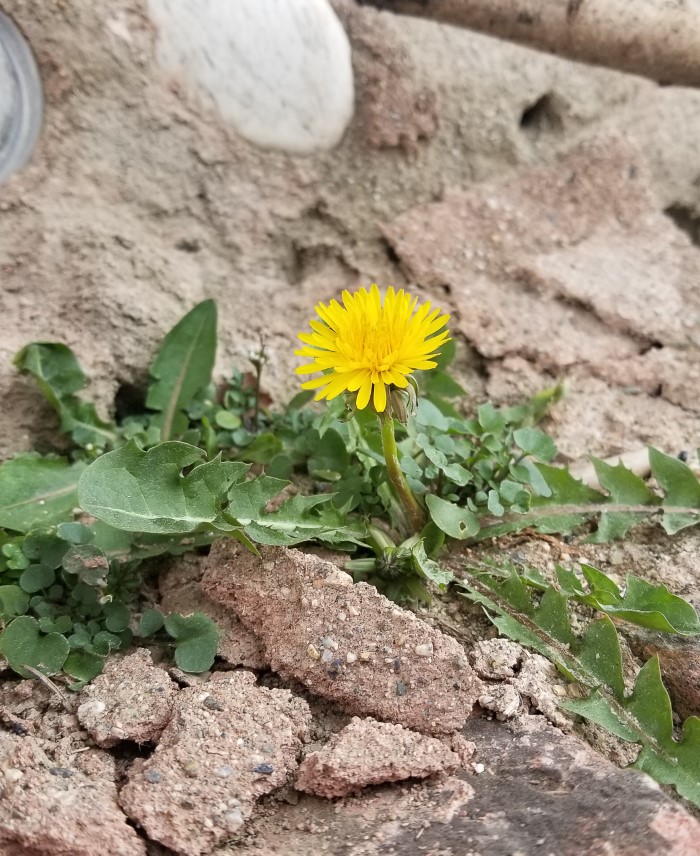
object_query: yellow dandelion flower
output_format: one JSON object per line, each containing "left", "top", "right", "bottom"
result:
{"left": 295, "top": 284, "right": 450, "bottom": 413}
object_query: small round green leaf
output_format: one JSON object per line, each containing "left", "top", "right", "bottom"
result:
{"left": 164, "top": 612, "right": 219, "bottom": 673}
{"left": 0, "top": 615, "right": 70, "bottom": 677}
{"left": 103, "top": 601, "right": 131, "bottom": 633}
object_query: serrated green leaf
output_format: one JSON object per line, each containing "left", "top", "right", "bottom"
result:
{"left": 558, "top": 691, "right": 639, "bottom": 742}
{"left": 14, "top": 343, "right": 117, "bottom": 449}
{"left": 0, "top": 455, "right": 87, "bottom": 533}
{"left": 227, "top": 475, "right": 288, "bottom": 521}
{"left": 635, "top": 711, "right": 700, "bottom": 807}
{"left": 587, "top": 458, "right": 659, "bottom": 543}
{"left": 534, "top": 464, "right": 605, "bottom": 505}
{"left": 164, "top": 612, "right": 219, "bottom": 672}
{"left": 0, "top": 615, "right": 70, "bottom": 677}
{"left": 244, "top": 493, "right": 367, "bottom": 547}
{"left": 537, "top": 586, "right": 576, "bottom": 647}
{"left": 649, "top": 447, "right": 700, "bottom": 534}
{"left": 579, "top": 617, "right": 626, "bottom": 700}
{"left": 426, "top": 495, "right": 479, "bottom": 540}
{"left": 78, "top": 441, "right": 248, "bottom": 533}
{"left": 575, "top": 564, "right": 700, "bottom": 635}
{"left": 410, "top": 540, "right": 453, "bottom": 590}
{"left": 146, "top": 300, "right": 217, "bottom": 441}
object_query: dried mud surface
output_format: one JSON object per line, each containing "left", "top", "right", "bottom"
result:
{"left": 1, "top": 0, "right": 700, "bottom": 853}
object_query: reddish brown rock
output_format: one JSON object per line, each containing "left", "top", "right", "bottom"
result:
{"left": 119, "top": 670, "right": 311, "bottom": 856}
{"left": 382, "top": 136, "right": 700, "bottom": 375}
{"left": 201, "top": 541, "right": 483, "bottom": 736}
{"left": 296, "top": 716, "right": 459, "bottom": 798}
{"left": 0, "top": 732, "right": 145, "bottom": 856}
{"left": 77, "top": 648, "right": 176, "bottom": 747}
{"left": 338, "top": 1, "right": 439, "bottom": 151}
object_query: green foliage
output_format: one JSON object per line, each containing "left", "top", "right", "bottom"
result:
{"left": 163, "top": 612, "right": 219, "bottom": 673}
{"left": 145, "top": 300, "right": 217, "bottom": 441}
{"left": 14, "top": 343, "right": 117, "bottom": 452}
{"left": 78, "top": 441, "right": 248, "bottom": 534}
{"left": 0, "top": 455, "right": 87, "bottom": 532}
{"left": 5, "top": 292, "right": 700, "bottom": 737}
{"left": 459, "top": 561, "right": 700, "bottom": 806}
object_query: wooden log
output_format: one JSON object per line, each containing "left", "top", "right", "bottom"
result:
{"left": 357, "top": 0, "right": 700, "bottom": 87}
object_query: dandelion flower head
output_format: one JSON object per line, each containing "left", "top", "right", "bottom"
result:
{"left": 295, "top": 284, "right": 450, "bottom": 412}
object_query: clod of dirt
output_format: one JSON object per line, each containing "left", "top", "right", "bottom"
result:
{"left": 77, "top": 648, "right": 176, "bottom": 748}
{"left": 119, "top": 670, "right": 311, "bottom": 856}
{"left": 159, "top": 556, "right": 268, "bottom": 669}
{"left": 470, "top": 638, "right": 570, "bottom": 727}
{"left": 296, "top": 716, "right": 459, "bottom": 798}
{"left": 201, "top": 541, "right": 484, "bottom": 736}
{"left": 0, "top": 731, "right": 145, "bottom": 856}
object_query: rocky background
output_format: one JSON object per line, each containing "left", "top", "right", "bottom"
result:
{"left": 1, "top": 1, "right": 699, "bottom": 854}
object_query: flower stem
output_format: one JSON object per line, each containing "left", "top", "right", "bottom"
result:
{"left": 379, "top": 411, "right": 425, "bottom": 534}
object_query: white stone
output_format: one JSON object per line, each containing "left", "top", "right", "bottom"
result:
{"left": 147, "top": 0, "right": 354, "bottom": 154}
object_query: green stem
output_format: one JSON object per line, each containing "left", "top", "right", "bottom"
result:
{"left": 379, "top": 411, "right": 425, "bottom": 534}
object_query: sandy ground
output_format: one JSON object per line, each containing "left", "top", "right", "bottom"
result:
{"left": 1, "top": 1, "right": 700, "bottom": 854}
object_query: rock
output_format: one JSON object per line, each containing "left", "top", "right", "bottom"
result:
{"left": 0, "top": 732, "right": 145, "bottom": 856}
{"left": 375, "top": 715, "right": 700, "bottom": 856}
{"left": 382, "top": 135, "right": 700, "bottom": 373}
{"left": 470, "top": 639, "right": 570, "bottom": 728}
{"left": 119, "top": 670, "right": 311, "bottom": 855}
{"left": 296, "top": 716, "right": 459, "bottom": 797}
{"left": 336, "top": 1, "right": 439, "bottom": 151}
{"left": 159, "top": 556, "right": 268, "bottom": 669}
{"left": 201, "top": 541, "right": 484, "bottom": 736}
{"left": 147, "top": 0, "right": 354, "bottom": 154}
{"left": 77, "top": 649, "right": 176, "bottom": 747}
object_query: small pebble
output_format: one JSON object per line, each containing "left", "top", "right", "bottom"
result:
{"left": 49, "top": 767, "right": 74, "bottom": 778}
{"left": 359, "top": 651, "right": 373, "bottom": 662}
{"left": 225, "top": 809, "right": 245, "bottom": 831}
{"left": 321, "top": 649, "right": 334, "bottom": 663}
{"left": 337, "top": 611, "right": 347, "bottom": 621}
{"left": 214, "top": 766, "right": 234, "bottom": 778}
{"left": 307, "top": 643, "right": 320, "bottom": 660}
{"left": 145, "top": 769, "right": 162, "bottom": 784}
{"left": 346, "top": 652, "right": 357, "bottom": 664}
{"left": 328, "top": 658, "right": 343, "bottom": 678}
{"left": 347, "top": 604, "right": 360, "bottom": 617}
{"left": 253, "top": 763, "right": 274, "bottom": 775}
{"left": 320, "top": 637, "right": 339, "bottom": 651}
{"left": 396, "top": 680, "right": 407, "bottom": 696}
{"left": 472, "top": 762, "right": 485, "bottom": 774}
{"left": 3, "top": 768, "right": 22, "bottom": 783}
{"left": 203, "top": 695, "right": 224, "bottom": 711}
{"left": 181, "top": 760, "right": 200, "bottom": 778}
{"left": 414, "top": 643, "right": 434, "bottom": 657}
